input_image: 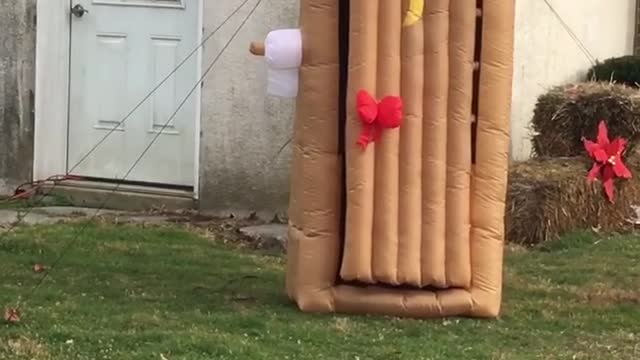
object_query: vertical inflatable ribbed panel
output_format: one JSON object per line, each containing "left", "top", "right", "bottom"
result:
{"left": 445, "top": 0, "right": 476, "bottom": 288}
{"left": 469, "top": 0, "right": 515, "bottom": 317}
{"left": 339, "top": 0, "right": 380, "bottom": 283}
{"left": 371, "top": 0, "right": 402, "bottom": 285}
{"left": 286, "top": 0, "right": 342, "bottom": 312}
{"left": 397, "top": 1, "right": 425, "bottom": 287}
{"left": 420, "top": 0, "right": 449, "bottom": 288}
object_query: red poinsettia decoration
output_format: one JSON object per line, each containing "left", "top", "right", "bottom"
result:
{"left": 583, "top": 120, "right": 632, "bottom": 202}
{"left": 356, "top": 90, "right": 403, "bottom": 149}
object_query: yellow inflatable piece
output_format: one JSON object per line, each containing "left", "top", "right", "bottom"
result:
{"left": 403, "top": 0, "right": 424, "bottom": 27}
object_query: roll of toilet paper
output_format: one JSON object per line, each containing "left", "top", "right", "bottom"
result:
{"left": 267, "top": 68, "right": 299, "bottom": 98}
{"left": 265, "top": 29, "right": 302, "bottom": 70}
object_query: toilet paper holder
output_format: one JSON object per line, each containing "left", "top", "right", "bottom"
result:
{"left": 249, "top": 41, "right": 265, "bottom": 56}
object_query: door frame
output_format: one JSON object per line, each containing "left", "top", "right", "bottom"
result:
{"left": 34, "top": 0, "right": 203, "bottom": 198}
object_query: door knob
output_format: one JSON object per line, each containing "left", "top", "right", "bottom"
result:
{"left": 71, "top": 4, "right": 89, "bottom": 17}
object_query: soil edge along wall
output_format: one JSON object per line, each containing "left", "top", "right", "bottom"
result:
{"left": 287, "top": 0, "right": 514, "bottom": 318}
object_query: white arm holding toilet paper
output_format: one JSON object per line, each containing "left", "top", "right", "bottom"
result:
{"left": 250, "top": 29, "right": 302, "bottom": 98}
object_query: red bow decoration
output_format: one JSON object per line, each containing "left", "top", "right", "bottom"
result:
{"left": 583, "top": 120, "right": 632, "bottom": 202}
{"left": 356, "top": 90, "right": 403, "bottom": 149}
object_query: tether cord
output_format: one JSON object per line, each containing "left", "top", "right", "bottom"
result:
{"left": 542, "top": 0, "right": 596, "bottom": 66}
{"left": 16, "top": 0, "right": 264, "bottom": 308}
{"left": 0, "top": 0, "right": 254, "bottom": 247}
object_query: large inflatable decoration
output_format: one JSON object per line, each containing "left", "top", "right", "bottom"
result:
{"left": 251, "top": 0, "right": 514, "bottom": 318}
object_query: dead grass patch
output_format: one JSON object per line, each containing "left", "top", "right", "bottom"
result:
{"left": 3, "top": 336, "right": 50, "bottom": 360}
{"left": 332, "top": 317, "right": 352, "bottom": 333}
{"left": 577, "top": 283, "right": 640, "bottom": 306}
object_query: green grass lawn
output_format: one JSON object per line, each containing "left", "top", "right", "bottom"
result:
{"left": 1, "top": 223, "right": 639, "bottom": 359}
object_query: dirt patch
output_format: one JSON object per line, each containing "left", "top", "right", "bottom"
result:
{"left": 163, "top": 210, "right": 284, "bottom": 252}
{"left": 578, "top": 283, "right": 640, "bottom": 306}
{"left": 332, "top": 317, "right": 352, "bottom": 333}
{"left": 3, "top": 336, "right": 51, "bottom": 360}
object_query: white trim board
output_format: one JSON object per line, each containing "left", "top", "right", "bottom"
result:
{"left": 193, "top": 0, "right": 203, "bottom": 199}
{"left": 34, "top": 1, "right": 203, "bottom": 199}
{"left": 34, "top": 1, "right": 70, "bottom": 182}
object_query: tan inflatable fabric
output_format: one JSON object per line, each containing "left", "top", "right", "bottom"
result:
{"left": 286, "top": 0, "right": 514, "bottom": 318}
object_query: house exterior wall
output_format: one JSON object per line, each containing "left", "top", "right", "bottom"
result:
{"left": 199, "top": 0, "right": 299, "bottom": 217}
{"left": 2, "top": 0, "right": 637, "bottom": 213}
{"left": 0, "top": 0, "right": 36, "bottom": 194}
{"left": 511, "top": 0, "right": 637, "bottom": 160}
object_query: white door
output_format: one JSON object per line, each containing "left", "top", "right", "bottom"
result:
{"left": 68, "top": 0, "right": 199, "bottom": 187}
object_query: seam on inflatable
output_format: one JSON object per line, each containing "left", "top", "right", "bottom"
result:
{"left": 293, "top": 142, "right": 340, "bottom": 156}
{"left": 434, "top": 290, "right": 444, "bottom": 316}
